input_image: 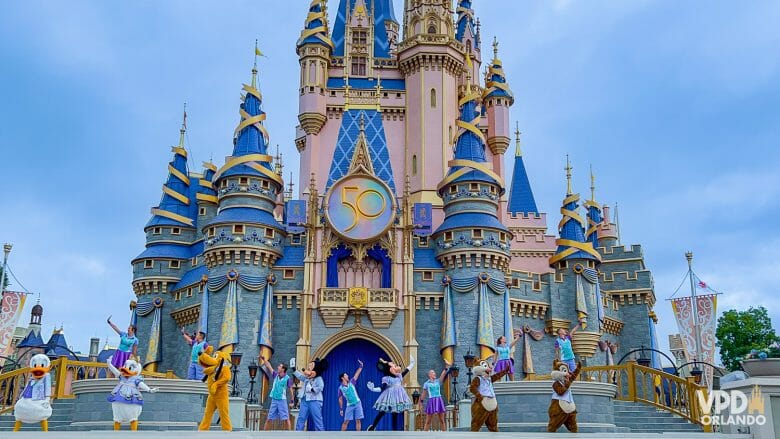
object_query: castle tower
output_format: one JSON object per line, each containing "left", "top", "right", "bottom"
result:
{"left": 507, "top": 126, "right": 538, "bottom": 215}
{"left": 195, "top": 160, "right": 218, "bottom": 241}
{"left": 297, "top": 0, "right": 332, "bottom": 143}
{"left": 483, "top": 37, "right": 514, "bottom": 181}
{"left": 433, "top": 75, "right": 511, "bottom": 362}
{"left": 584, "top": 167, "right": 603, "bottom": 250}
{"left": 15, "top": 302, "right": 45, "bottom": 366}
{"left": 548, "top": 157, "right": 603, "bottom": 362}
{"left": 399, "top": 0, "right": 462, "bottom": 210}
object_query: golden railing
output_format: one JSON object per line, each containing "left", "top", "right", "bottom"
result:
{"left": 577, "top": 361, "right": 711, "bottom": 432}
{"left": 0, "top": 356, "right": 178, "bottom": 414}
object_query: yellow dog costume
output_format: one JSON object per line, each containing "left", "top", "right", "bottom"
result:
{"left": 197, "top": 346, "right": 232, "bottom": 431}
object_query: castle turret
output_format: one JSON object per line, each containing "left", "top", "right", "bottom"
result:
{"left": 548, "top": 157, "right": 603, "bottom": 361}
{"left": 297, "top": 0, "right": 332, "bottom": 137}
{"left": 399, "top": 0, "right": 462, "bottom": 208}
{"left": 456, "top": 0, "right": 481, "bottom": 79}
{"left": 195, "top": 161, "right": 218, "bottom": 240}
{"left": 483, "top": 37, "right": 514, "bottom": 176}
{"left": 132, "top": 116, "right": 197, "bottom": 297}
{"left": 584, "top": 167, "right": 603, "bottom": 250}
{"left": 434, "top": 74, "right": 511, "bottom": 361}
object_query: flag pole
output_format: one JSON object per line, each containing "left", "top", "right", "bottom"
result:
{"left": 686, "top": 252, "right": 703, "bottom": 371}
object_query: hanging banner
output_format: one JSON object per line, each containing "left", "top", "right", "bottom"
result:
{"left": 285, "top": 200, "right": 306, "bottom": 234}
{"left": 413, "top": 203, "right": 432, "bottom": 236}
{"left": 671, "top": 295, "right": 717, "bottom": 387}
{"left": 0, "top": 291, "right": 27, "bottom": 365}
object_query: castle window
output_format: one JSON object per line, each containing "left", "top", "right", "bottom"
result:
{"left": 512, "top": 278, "right": 520, "bottom": 288}
{"left": 499, "top": 232, "right": 506, "bottom": 242}
{"left": 291, "top": 234, "right": 302, "bottom": 245}
{"left": 144, "top": 260, "right": 153, "bottom": 269}
{"left": 469, "top": 183, "right": 479, "bottom": 192}
{"left": 186, "top": 288, "right": 193, "bottom": 298}
{"left": 330, "top": 90, "right": 336, "bottom": 97}
{"left": 533, "top": 274, "right": 542, "bottom": 291}
{"left": 153, "top": 227, "right": 161, "bottom": 235}
{"left": 396, "top": 93, "right": 401, "bottom": 98}
{"left": 239, "top": 177, "right": 248, "bottom": 185}
{"left": 422, "top": 271, "right": 434, "bottom": 281}
{"left": 444, "top": 231, "right": 453, "bottom": 242}
{"left": 220, "top": 179, "right": 228, "bottom": 188}
{"left": 411, "top": 155, "right": 418, "bottom": 176}
{"left": 233, "top": 225, "right": 244, "bottom": 235}
{"left": 430, "top": 88, "right": 437, "bottom": 108}
{"left": 427, "top": 20, "right": 437, "bottom": 34}
{"left": 417, "top": 236, "right": 429, "bottom": 247}
{"left": 207, "top": 227, "right": 215, "bottom": 238}
{"left": 613, "top": 300, "right": 619, "bottom": 311}
{"left": 489, "top": 186, "right": 497, "bottom": 194}
{"left": 172, "top": 227, "right": 181, "bottom": 235}
{"left": 283, "top": 269, "right": 295, "bottom": 280}
{"left": 199, "top": 207, "right": 206, "bottom": 216}
{"left": 449, "top": 185, "right": 457, "bottom": 194}
{"left": 261, "top": 180, "right": 270, "bottom": 189}
{"left": 174, "top": 291, "right": 182, "bottom": 301}
{"left": 472, "top": 229, "right": 483, "bottom": 239}
{"left": 602, "top": 296, "right": 608, "bottom": 307}
{"left": 169, "top": 260, "right": 181, "bottom": 269}
{"left": 352, "top": 30, "right": 368, "bottom": 46}
{"left": 191, "top": 257, "right": 197, "bottom": 266}
{"left": 265, "top": 228, "right": 274, "bottom": 239}
{"left": 351, "top": 56, "right": 367, "bottom": 76}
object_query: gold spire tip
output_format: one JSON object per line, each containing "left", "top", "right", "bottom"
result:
{"left": 514, "top": 122, "right": 522, "bottom": 157}
{"left": 589, "top": 164, "right": 596, "bottom": 201}
{"left": 565, "top": 155, "right": 573, "bottom": 195}
{"left": 492, "top": 36, "right": 499, "bottom": 60}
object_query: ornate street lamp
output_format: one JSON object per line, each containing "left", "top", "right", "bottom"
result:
{"left": 463, "top": 350, "right": 476, "bottom": 394}
{"left": 412, "top": 389, "right": 420, "bottom": 405}
{"left": 690, "top": 366, "right": 703, "bottom": 385}
{"left": 449, "top": 364, "right": 460, "bottom": 405}
{"left": 246, "top": 360, "right": 259, "bottom": 404}
{"left": 637, "top": 345, "right": 652, "bottom": 368}
{"left": 230, "top": 352, "right": 243, "bottom": 397}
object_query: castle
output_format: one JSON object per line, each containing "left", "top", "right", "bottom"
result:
{"left": 131, "top": 0, "right": 660, "bottom": 429}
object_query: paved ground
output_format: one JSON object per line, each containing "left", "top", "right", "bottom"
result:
{"left": 5, "top": 432, "right": 751, "bottom": 438}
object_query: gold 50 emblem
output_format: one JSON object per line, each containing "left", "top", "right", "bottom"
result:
{"left": 326, "top": 175, "right": 395, "bottom": 242}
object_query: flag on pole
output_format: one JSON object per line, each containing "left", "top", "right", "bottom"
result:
{"left": 255, "top": 47, "right": 265, "bottom": 57}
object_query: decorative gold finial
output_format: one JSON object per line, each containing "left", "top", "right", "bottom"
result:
{"left": 358, "top": 112, "right": 366, "bottom": 134}
{"left": 565, "top": 154, "right": 573, "bottom": 195}
{"left": 590, "top": 164, "right": 596, "bottom": 201}
{"left": 492, "top": 36, "right": 499, "bottom": 60}
{"left": 252, "top": 39, "right": 263, "bottom": 88}
{"left": 274, "top": 145, "right": 283, "bottom": 176}
{"left": 178, "top": 102, "right": 187, "bottom": 148}
{"left": 343, "top": 68, "right": 351, "bottom": 108}
{"left": 514, "top": 121, "right": 522, "bottom": 157}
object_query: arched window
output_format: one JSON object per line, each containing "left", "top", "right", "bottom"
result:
{"left": 412, "top": 155, "right": 418, "bottom": 176}
{"left": 430, "top": 88, "right": 437, "bottom": 108}
{"left": 427, "top": 20, "right": 437, "bottom": 34}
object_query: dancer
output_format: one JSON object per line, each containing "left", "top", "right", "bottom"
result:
{"left": 418, "top": 361, "right": 451, "bottom": 431}
{"left": 258, "top": 356, "right": 293, "bottom": 431}
{"left": 338, "top": 359, "right": 364, "bottom": 431}
{"left": 13, "top": 354, "right": 53, "bottom": 432}
{"left": 293, "top": 358, "right": 328, "bottom": 431}
{"left": 180, "top": 328, "right": 208, "bottom": 380}
{"left": 107, "top": 315, "right": 138, "bottom": 368}
{"left": 555, "top": 324, "right": 579, "bottom": 372}
{"left": 492, "top": 333, "right": 520, "bottom": 381}
{"left": 106, "top": 358, "right": 158, "bottom": 431}
{"left": 365, "top": 355, "right": 415, "bottom": 431}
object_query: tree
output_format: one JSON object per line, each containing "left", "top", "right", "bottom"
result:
{"left": 716, "top": 307, "right": 779, "bottom": 371}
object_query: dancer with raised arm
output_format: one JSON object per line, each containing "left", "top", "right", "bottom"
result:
{"left": 106, "top": 315, "right": 138, "bottom": 368}
{"left": 418, "top": 361, "right": 451, "bottom": 431}
{"left": 338, "top": 359, "right": 365, "bottom": 431}
{"left": 365, "top": 355, "right": 415, "bottom": 431}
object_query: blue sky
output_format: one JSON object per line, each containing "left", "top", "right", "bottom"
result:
{"left": 1, "top": 1, "right": 778, "bottom": 361}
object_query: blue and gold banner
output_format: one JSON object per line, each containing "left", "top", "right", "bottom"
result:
{"left": 440, "top": 276, "right": 456, "bottom": 355}
{"left": 219, "top": 273, "right": 239, "bottom": 350}
{"left": 286, "top": 200, "right": 306, "bottom": 234}
{"left": 257, "top": 274, "right": 275, "bottom": 351}
{"left": 142, "top": 297, "right": 164, "bottom": 368}
{"left": 503, "top": 287, "right": 514, "bottom": 355}
{"left": 478, "top": 281, "right": 496, "bottom": 357}
{"left": 413, "top": 203, "right": 433, "bottom": 236}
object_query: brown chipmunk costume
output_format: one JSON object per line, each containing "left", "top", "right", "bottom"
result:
{"left": 469, "top": 359, "right": 508, "bottom": 432}
{"left": 547, "top": 359, "right": 581, "bottom": 433}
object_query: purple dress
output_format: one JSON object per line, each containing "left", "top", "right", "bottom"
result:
{"left": 110, "top": 332, "right": 138, "bottom": 368}
{"left": 493, "top": 345, "right": 514, "bottom": 375}
{"left": 373, "top": 375, "right": 412, "bottom": 413}
{"left": 423, "top": 380, "right": 446, "bottom": 415}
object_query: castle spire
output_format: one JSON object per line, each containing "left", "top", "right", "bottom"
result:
{"left": 589, "top": 164, "right": 596, "bottom": 202}
{"left": 549, "top": 156, "right": 601, "bottom": 266}
{"left": 456, "top": 0, "right": 477, "bottom": 45}
{"left": 507, "top": 123, "right": 539, "bottom": 215}
{"left": 584, "top": 165, "right": 603, "bottom": 249}
{"left": 178, "top": 102, "right": 187, "bottom": 148}
{"left": 298, "top": 0, "right": 333, "bottom": 49}
{"left": 483, "top": 36, "right": 513, "bottom": 102}
{"left": 147, "top": 115, "right": 195, "bottom": 228}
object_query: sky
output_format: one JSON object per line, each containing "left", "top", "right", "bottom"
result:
{"left": 0, "top": 0, "right": 778, "bottom": 361}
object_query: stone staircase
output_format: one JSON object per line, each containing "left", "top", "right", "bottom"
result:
{"left": 0, "top": 399, "right": 75, "bottom": 431}
{"left": 613, "top": 400, "right": 703, "bottom": 433}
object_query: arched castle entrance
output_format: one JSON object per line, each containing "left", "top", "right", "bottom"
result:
{"left": 313, "top": 327, "right": 404, "bottom": 431}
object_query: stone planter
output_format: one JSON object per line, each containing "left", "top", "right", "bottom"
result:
{"left": 741, "top": 358, "right": 780, "bottom": 377}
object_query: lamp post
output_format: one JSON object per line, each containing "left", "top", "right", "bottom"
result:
{"left": 230, "top": 352, "right": 243, "bottom": 397}
{"left": 449, "top": 364, "right": 460, "bottom": 405}
{"left": 463, "top": 350, "right": 476, "bottom": 397}
{"left": 292, "top": 375, "right": 301, "bottom": 409}
{"left": 0, "top": 243, "right": 12, "bottom": 292}
{"left": 247, "top": 360, "right": 258, "bottom": 404}
{"left": 637, "top": 344, "right": 652, "bottom": 368}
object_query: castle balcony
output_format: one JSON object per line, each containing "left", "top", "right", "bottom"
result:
{"left": 317, "top": 287, "right": 398, "bottom": 329}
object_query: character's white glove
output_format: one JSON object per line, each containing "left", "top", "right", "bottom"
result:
{"left": 407, "top": 355, "right": 416, "bottom": 371}
{"left": 42, "top": 398, "right": 51, "bottom": 409}
{"left": 150, "top": 388, "right": 159, "bottom": 393}
{"left": 366, "top": 382, "right": 380, "bottom": 393}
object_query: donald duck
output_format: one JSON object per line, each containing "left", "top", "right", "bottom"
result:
{"left": 106, "top": 358, "right": 157, "bottom": 431}
{"left": 13, "top": 354, "right": 53, "bottom": 432}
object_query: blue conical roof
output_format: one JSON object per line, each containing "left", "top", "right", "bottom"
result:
{"left": 147, "top": 141, "right": 195, "bottom": 228}
{"left": 456, "top": 0, "right": 476, "bottom": 43}
{"left": 508, "top": 155, "right": 538, "bottom": 215}
{"left": 549, "top": 163, "right": 602, "bottom": 265}
{"left": 298, "top": 0, "right": 334, "bottom": 49}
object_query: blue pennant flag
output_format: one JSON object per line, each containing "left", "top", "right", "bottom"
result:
{"left": 413, "top": 203, "right": 432, "bottom": 236}
{"left": 286, "top": 200, "right": 306, "bottom": 234}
